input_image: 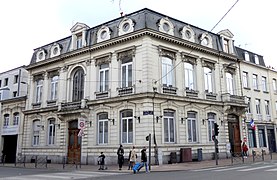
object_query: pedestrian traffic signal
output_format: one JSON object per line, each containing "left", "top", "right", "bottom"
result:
{"left": 146, "top": 135, "right": 149, "bottom": 141}
{"left": 214, "top": 123, "right": 219, "bottom": 136}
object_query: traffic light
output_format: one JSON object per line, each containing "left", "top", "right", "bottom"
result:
{"left": 214, "top": 123, "right": 219, "bottom": 136}
{"left": 146, "top": 135, "right": 149, "bottom": 141}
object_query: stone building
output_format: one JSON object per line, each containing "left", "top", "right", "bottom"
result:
{"left": 20, "top": 8, "right": 276, "bottom": 165}
{"left": 0, "top": 66, "right": 28, "bottom": 163}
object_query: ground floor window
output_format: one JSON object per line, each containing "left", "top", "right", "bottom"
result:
{"left": 248, "top": 128, "right": 256, "bottom": 148}
{"left": 258, "top": 128, "right": 266, "bottom": 147}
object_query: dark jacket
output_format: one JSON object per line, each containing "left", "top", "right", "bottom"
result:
{"left": 141, "top": 149, "right": 147, "bottom": 162}
{"left": 98, "top": 154, "right": 105, "bottom": 165}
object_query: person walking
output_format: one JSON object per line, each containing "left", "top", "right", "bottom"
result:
{"left": 141, "top": 146, "right": 149, "bottom": 173}
{"left": 98, "top": 152, "right": 105, "bottom": 170}
{"left": 128, "top": 146, "right": 137, "bottom": 170}
{"left": 117, "top": 144, "right": 124, "bottom": 170}
{"left": 242, "top": 142, "right": 248, "bottom": 158}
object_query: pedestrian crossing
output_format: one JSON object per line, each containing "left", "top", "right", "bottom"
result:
{"left": 191, "top": 163, "right": 277, "bottom": 173}
{"left": 0, "top": 170, "right": 124, "bottom": 180}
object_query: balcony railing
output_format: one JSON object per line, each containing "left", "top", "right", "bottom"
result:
{"left": 95, "top": 91, "right": 109, "bottom": 99}
{"left": 185, "top": 88, "right": 199, "bottom": 97}
{"left": 205, "top": 91, "right": 217, "bottom": 100}
{"left": 163, "top": 85, "right": 177, "bottom": 95}
{"left": 59, "top": 101, "right": 82, "bottom": 111}
{"left": 221, "top": 93, "right": 245, "bottom": 104}
{"left": 118, "top": 87, "right": 133, "bottom": 96}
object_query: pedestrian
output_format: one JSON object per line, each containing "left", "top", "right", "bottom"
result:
{"left": 98, "top": 152, "right": 106, "bottom": 170}
{"left": 117, "top": 144, "right": 124, "bottom": 170}
{"left": 128, "top": 146, "right": 137, "bottom": 170}
{"left": 242, "top": 142, "right": 248, "bottom": 158}
{"left": 141, "top": 146, "right": 149, "bottom": 173}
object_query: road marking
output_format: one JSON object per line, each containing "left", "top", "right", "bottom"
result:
{"left": 214, "top": 166, "right": 251, "bottom": 171}
{"left": 238, "top": 165, "right": 275, "bottom": 171}
{"left": 265, "top": 168, "right": 277, "bottom": 172}
{"left": 1, "top": 171, "right": 123, "bottom": 180}
{"left": 192, "top": 166, "right": 227, "bottom": 172}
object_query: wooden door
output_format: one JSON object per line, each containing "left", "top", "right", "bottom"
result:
{"left": 67, "top": 128, "right": 81, "bottom": 164}
{"left": 228, "top": 115, "right": 241, "bottom": 154}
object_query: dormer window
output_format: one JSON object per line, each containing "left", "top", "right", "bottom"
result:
{"left": 223, "top": 39, "right": 229, "bottom": 53}
{"left": 218, "top": 29, "right": 234, "bottom": 54}
{"left": 118, "top": 18, "right": 135, "bottom": 36}
{"left": 244, "top": 52, "right": 250, "bottom": 61}
{"left": 254, "top": 55, "right": 259, "bottom": 64}
{"left": 36, "top": 48, "right": 46, "bottom": 62}
{"left": 70, "top": 22, "right": 89, "bottom": 51}
{"left": 50, "top": 43, "right": 62, "bottom": 58}
{"left": 200, "top": 33, "right": 212, "bottom": 48}
{"left": 97, "top": 26, "right": 111, "bottom": 43}
{"left": 158, "top": 17, "right": 174, "bottom": 36}
{"left": 181, "top": 25, "right": 195, "bottom": 42}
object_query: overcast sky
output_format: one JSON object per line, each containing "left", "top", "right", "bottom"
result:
{"left": 0, "top": 0, "right": 276, "bottom": 72}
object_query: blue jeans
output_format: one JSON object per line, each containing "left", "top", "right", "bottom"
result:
{"left": 142, "top": 161, "right": 149, "bottom": 172}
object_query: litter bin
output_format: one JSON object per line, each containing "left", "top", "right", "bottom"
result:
{"left": 197, "top": 148, "right": 202, "bottom": 161}
{"left": 169, "top": 152, "right": 177, "bottom": 164}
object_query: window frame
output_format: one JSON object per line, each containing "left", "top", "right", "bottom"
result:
{"left": 187, "top": 111, "right": 197, "bottom": 143}
{"left": 207, "top": 113, "right": 215, "bottom": 142}
{"left": 99, "top": 64, "right": 109, "bottom": 92}
{"left": 121, "top": 59, "right": 133, "bottom": 88}
{"left": 35, "top": 79, "right": 43, "bottom": 103}
{"left": 242, "top": 71, "right": 249, "bottom": 88}
{"left": 47, "top": 119, "right": 56, "bottom": 145}
{"left": 33, "top": 120, "right": 40, "bottom": 146}
{"left": 204, "top": 67, "right": 213, "bottom": 93}
{"left": 120, "top": 110, "right": 133, "bottom": 144}
{"left": 261, "top": 76, "right": 267, "bottom": 92}
{"left": 98, "top": 113, "right": 109, "bottom": 144}
{"left": 162, "top": 57, "right": 174, "bottom": 87}
{"left": 13, "top": 113, "right": 19, "bottom": 125}
{"left": 72, "top": 68, "right": 84, "bottom": 102}
{"left": 50, "top": 75, "right": 59, "bottom": 101}
{"left": 252, "top": 74, "right": 258, "bottom": 90}
{"left": 163, "top": 110, "right": 175, "bottom": 143}
{"left": 184, "top": 62, "right": 195, "bottom": 90}
{"left": 226, "top": 72, "right": 234, "bottom": 95}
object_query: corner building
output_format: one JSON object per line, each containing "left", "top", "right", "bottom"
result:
{"left": 22, "top": 8, "right": 276, "bottom": 165}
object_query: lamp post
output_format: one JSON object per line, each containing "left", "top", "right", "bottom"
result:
{"left": 152, "top": 87, "right": 159, "bottom": 167}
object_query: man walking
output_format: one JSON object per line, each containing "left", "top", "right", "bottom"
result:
{"left": 141, "top": 146, "right": 149, "bottom": 173}
{"left": 117, "top": 144, "right": 124, "bottom": 170}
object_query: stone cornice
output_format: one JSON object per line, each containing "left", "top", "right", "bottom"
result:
{"left": 26, "top": 29, "right": 238, "bottom": 70}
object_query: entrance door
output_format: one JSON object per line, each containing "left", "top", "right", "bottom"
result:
{"left": 267, "top": 129, "right": 276, "bottom": 152}
{"left": 67, "top": 121, "right": 81, "bottom": 163}
{"left": 2, "top": 135, "right": 17, "bottom": 163}
{"left": 228, "top": 115, "right": 241, "bottom": 154}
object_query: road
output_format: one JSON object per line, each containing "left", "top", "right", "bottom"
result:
{"left": 1, "top": 162, "right": 277, "bottom": 180}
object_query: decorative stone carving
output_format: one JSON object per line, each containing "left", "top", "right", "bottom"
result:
{"left": 158, "top": 17, "right": 174, "bottom": 36}
{"left": 118, "top": 17, "right": 135, "bottom": 36}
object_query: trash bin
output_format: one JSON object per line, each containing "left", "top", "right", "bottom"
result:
{"left": 180, "top": 148, "right": 192, "bottom": 162}
{"left": 169, "top": 152, "right": 177, "bottom": 164}
{"left": 197, "top": 148, "right": 202, "bottom": 161}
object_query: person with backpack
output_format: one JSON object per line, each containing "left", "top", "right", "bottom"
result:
{"left": 117, "top": 144, "right": 124, "bottom": 170}
{"left": 98, "top": 152, "right": 106, "bottom": 170}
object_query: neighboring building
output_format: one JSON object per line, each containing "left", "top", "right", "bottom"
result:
{"left": 0, "top": 66, "right": 28, "bottom": 163}
{"left": 237, "top": 47, "right": 277, "bottom": 153}
{"left": 18, "top": 8, "right": 276, "bottom": 165}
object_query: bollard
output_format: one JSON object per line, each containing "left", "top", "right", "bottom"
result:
{"left": 46, "top": 156, "right": 48, "bottom": 168}
{"left": 262, "top": 150, "right": 264, "bottom": 161}
{"left": 35, "top": 156, "right": 38, "bottom": 168}
{"left": 62, "top": 156, "right": 65, "bottom": 169}
{"left": 252, "top": 150, "right": 256, "bottom": 162}
{"left": 23, "top": 156, "right": 26, "bottom": 167}
{"left": 270, "top": 150, "right": 273, "bottom": 160}
{"left": 231, "top": 154, "right": 233, "bottom": 165}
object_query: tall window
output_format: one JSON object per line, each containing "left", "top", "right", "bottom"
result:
{"left": 98, "top": 113, "right": 108, "bottom": 144}
{"left": 121, "top": 110, "right": 133, "bottom": 144}
{"left": 48, "top": 119, "right": 55, "bottom": 145}
{"left": 121, "top": 57, "right": 132, "bottom": 88}
{"left": 223, "top": 39, "right": 229, "bottom": 53}
{"left": 253, "top": 74, "right": 258, "bottom": 90}
{"left": 184, "top": 62, "right": 194, "bottom": 90}
{"left": 265, "top": 100, "right": 270, "bottom": 121}
{"left": 255, "top": 99, "right": 261, "bottom": 115}
{"left": 163, "top": 110, "right": 175, "bottom": 143}
{"left": 248, "top": 128, "right": 256, "bottom": 148}
{"left": 13, "top": 113, "right": 19, "bottom": 125}
{"left": 258, "top": 129, "right": 266, "bottom": 147}
{"left": 207, "top": 113, "right": 215, "bottom": 142}
{"left": 3, "top": 114, "right": 9, "bottom": 127}
{"left": 76, "top": 35, "right": 82, "bottom": 49}
{"left": 246, "top": 97, "right": 251, "bottom": 114}
{"left": 254, "top": 55, "right": 259, "bottom": 64}
{"left": 204, "top": 67, "right": 213, "bottom": 93}
{"left": 162, "top": 57, "right": 173, "bottom": 86}
{"left": 273, "top": 79, "right": 277, "bottom": 93}
{"left": 261, "top": 76, "right": 267, "bottom": 92}
{"left": 226, "top": 72, "right": 234, "bottom": 95}
{"left": 244, "top": 52, "right": 250, "bottom": 61}
{"left": 187, "top": 111, "right": 197, "bottom": 142}
{"left": 35, "top": 79, "right": 43, "bottom": 103}
{"left": 50, "top": 75, "right": 58, "bottom": 101}
{"left": 72, "top": 68, "right": 84, "bottom": 101}
{"left": 99, "top": 64, "right": 109, "bottom": 92}
{"left": 242, "top": 72, "right": 249, "bottom": 88}
{"left": 33, "top": 120, "right": 40, "bottom": 146}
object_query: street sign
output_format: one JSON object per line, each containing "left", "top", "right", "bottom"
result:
{"left": 78, "top": 118, "right": 86, "bottom": 129}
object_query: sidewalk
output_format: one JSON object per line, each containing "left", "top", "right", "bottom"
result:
{"left": 1, "top": 153, "right": 277, "bottom": 173}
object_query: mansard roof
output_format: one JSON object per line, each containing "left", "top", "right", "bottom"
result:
{"left": 236, "top": 46, "right": 265, "bottom": 67}
{"left": 28, "top": 8, "right": 257, "bottom": 67}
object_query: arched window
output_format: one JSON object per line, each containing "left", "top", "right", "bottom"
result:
{"left": 13, "top": 112, "right": 19, "bottom": 125}
{"left": 121, "top": 110, "right": 133, "bottom": 144}
{"left": 187, "top": 111, "right": 197, "bottom": 142}
{"left": 33, "top": 120, "right": 40, "bottom": 146}
{"left": 98, "top": 113, "right": 108, "bottom": 144}
{"left": 207, "top": 113, "right": 216, "bottom": 141}
{"left": 72, "top": 68, "right": 84, "bottom": 101}
{"left": 163, "top": 110, "right": 175, "bottom": 143}
{"left": 48, "top": 118, "right": 56, "bottom": 145}
{"left": 3, "top": 114, "right": 9, "bottom": 127}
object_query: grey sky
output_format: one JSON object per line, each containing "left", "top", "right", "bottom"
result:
{"left": 0, "top": 0, "right": 276, "bottom": 72}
